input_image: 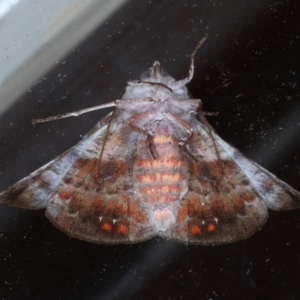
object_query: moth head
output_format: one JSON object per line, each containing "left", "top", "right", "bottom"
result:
{"left": 124, "top": 61, "right": 190, "bottom": 99}
{"left": 140, "top": 61, "right": 175, "bottom": 84}
{"left": 139, "top": 61, "right": 190, "bottom": 96}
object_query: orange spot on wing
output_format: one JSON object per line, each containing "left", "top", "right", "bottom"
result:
{"left": 117, "top": 224, "right": 128, "bottom": 235}
{"left": 206, "top": 222, "right": 216, "bottom": 233}
{"left": 189, "top": 223, "right": 202, "bottom": 235}
{"left": 101, "top": 222, "right": 112, "bottom": 232}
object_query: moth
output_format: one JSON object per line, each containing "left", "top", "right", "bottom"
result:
{"left": 1, "top": 35, "right": 300, "bottom": 245}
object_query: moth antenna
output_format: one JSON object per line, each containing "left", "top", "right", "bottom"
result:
{"left": 187, "top": 34, "right": 209, "bottom": 82}
{"left": 32, "top": 101, "right": 116, "bottom": 124}
{"left": 176, "top": 34, "right": 209, "bottom": 87}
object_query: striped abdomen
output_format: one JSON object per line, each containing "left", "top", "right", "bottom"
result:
{"left": 133, "top": 135, "right": 188, "bottom": 231}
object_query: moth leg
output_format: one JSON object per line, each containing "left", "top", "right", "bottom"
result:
{"left": 164, "top": 112, "right": 198, "bottom": 162}
{"left": 127, "top": 112, "right": 158, "bottom": 159}
{"left": 32, "top": 101, "right": 116, "bottom": 124}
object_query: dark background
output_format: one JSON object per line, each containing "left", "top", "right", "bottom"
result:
{"left": 1, "top": 0, "right": 300, "bottom": 299}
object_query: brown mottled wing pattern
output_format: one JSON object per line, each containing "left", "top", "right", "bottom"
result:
{"left": 0, "top": 111, "right": 155, "bottom": 244}
{"left": 163, "top": 121, "right": 300, "bottom": 245}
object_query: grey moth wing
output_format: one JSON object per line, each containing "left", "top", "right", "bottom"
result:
{"left": 0, "top": 111, "right": 155, "bottom": 244}
{"left": 214, "top": 132, "right": 300, "bottom": 211}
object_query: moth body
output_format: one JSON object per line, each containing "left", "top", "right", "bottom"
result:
{"left": 1, "top": 37, "right": 300, "bottom": 244}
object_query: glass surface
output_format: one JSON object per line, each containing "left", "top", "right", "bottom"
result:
{"left": 0, "top": 0, "right": 300, "bottom": 299}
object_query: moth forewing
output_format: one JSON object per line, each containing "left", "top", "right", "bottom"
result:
{"left": 1, "top": 35, "right": 300, "bottom": 245}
